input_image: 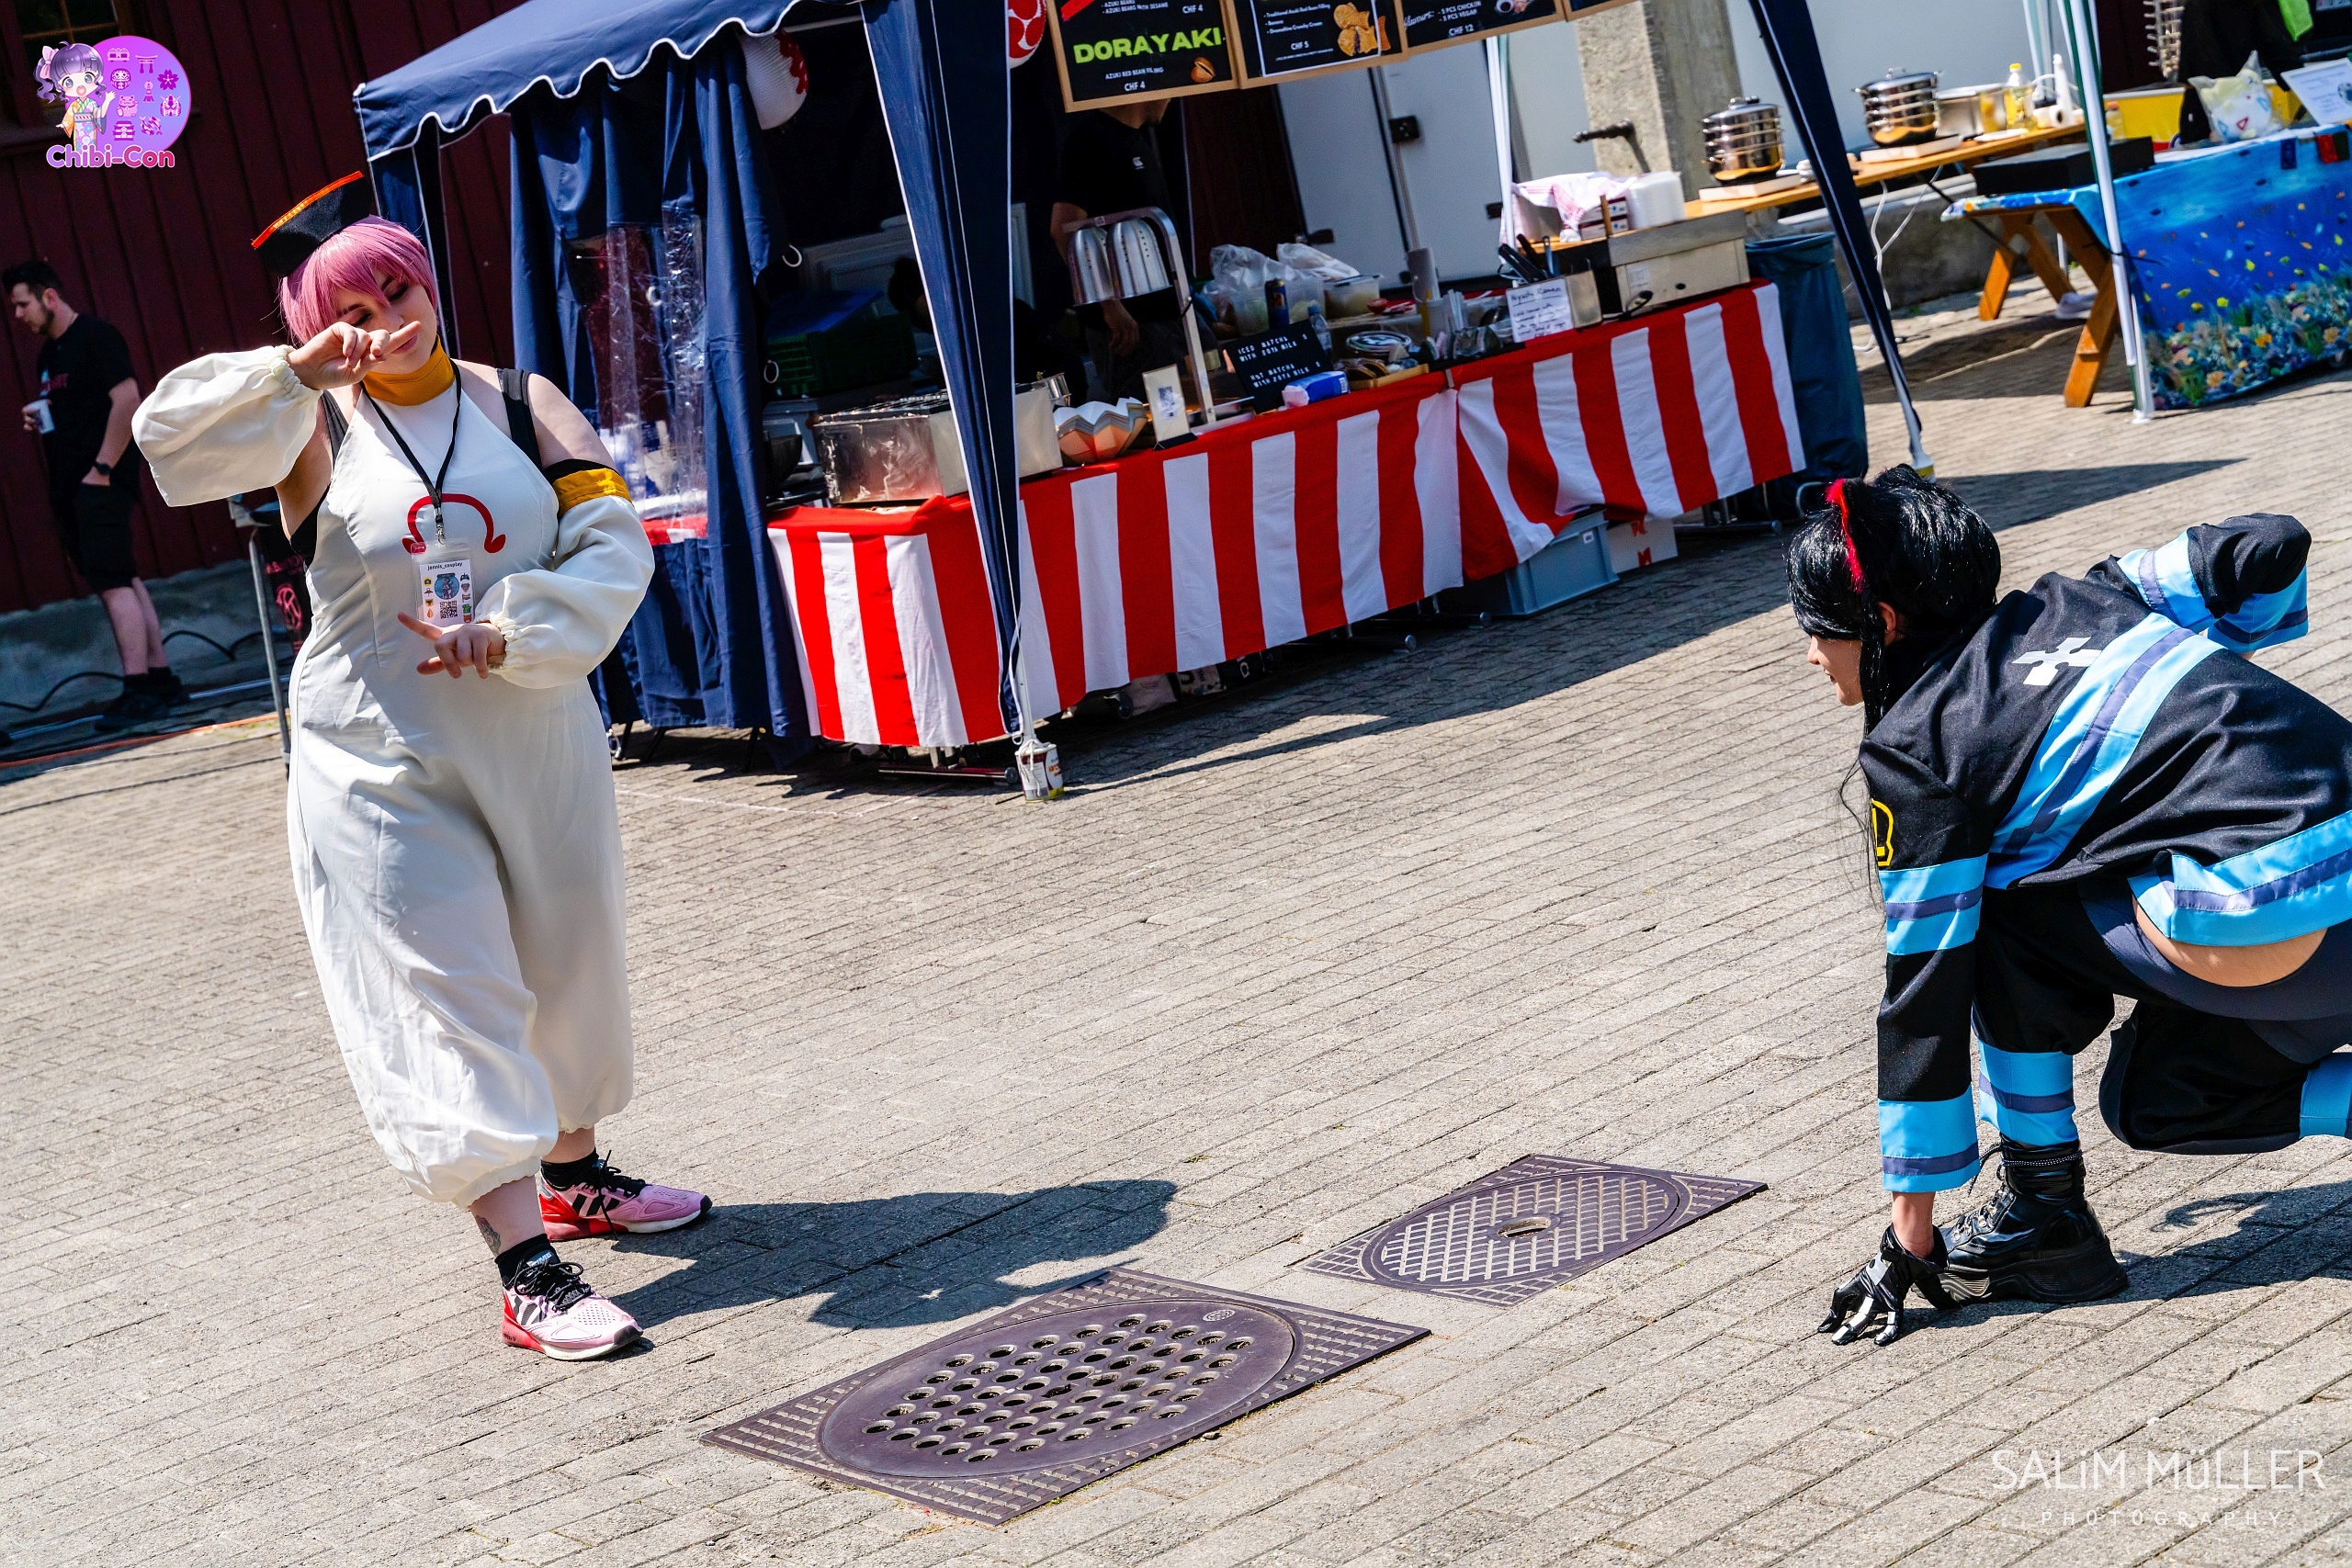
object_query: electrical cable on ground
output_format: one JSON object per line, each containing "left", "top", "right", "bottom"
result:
{"left": 0, "top": 627, "right": 280, "bottom": 715}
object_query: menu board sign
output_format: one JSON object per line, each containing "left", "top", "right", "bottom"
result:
{"left": 1048, "top": 0, "right": 1240, "bottom": 112}
{"left": 1224, "top": 0, "right": 1406, "bottom": 84}
{"left": 1223, "top": 321, "right": 1334, "bottom": 409}
{"left": 1400, "top": 0, "right": 1559, "bottom": 50}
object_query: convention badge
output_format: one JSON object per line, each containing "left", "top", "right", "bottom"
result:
{"left": 417, "top": 555, "right": 475, "bottom": 628}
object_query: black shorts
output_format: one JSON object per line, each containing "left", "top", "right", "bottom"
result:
{"left": 51, "top": 480, "right": 138, "bottom": 592}
{"left": 1971, "top": 885, "right": 2334, "bottom": 1156}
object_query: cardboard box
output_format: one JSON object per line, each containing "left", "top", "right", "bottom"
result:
{"left": 1607, "top": 515, "right": 1679, "bottom": 573}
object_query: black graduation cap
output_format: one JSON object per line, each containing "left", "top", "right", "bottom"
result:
{"left": 251, "top": 172, "right": 375, "bottom": 278}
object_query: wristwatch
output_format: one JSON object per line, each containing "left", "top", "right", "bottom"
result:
{"left": 90, "top": 459, "right": 114, "bottom": 477}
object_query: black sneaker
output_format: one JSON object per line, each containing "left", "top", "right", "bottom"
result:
{"left": 1938, "top": 1138, "right": 2130, "bottom": 1304}
{"left": 92, "top": 685, "right": 171, "bottom": 734}
{"left": 152, "top": 669, "right": 188, "bottom": 707}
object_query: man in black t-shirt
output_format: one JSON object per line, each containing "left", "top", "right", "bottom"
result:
{"left": 1050, "top": 102, "right": 1192, "bottom": 403}
{"left": 7, "top": 260, "right": 180, "bottom": 731}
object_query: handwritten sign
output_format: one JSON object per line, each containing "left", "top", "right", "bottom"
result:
{"left": 1505, "top": 277, "right": 1576, "bottom": 344}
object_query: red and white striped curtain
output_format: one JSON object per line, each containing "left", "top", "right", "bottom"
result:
{"left": 1014, "top": 374, "right": 1458, "bottom": 716}
{"left": 767, "top": 499, "right": 1006, "bottom": 748}
{"left": 1454, "top": 283, "right": 1802, "bottom": 581}
{"left": 764, "top": 282, "right": 1805, "bottom": 751}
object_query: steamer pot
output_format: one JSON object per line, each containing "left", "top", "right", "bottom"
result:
{"left": 1702, "top": 96, "right": 1784, "bottom": 184}
{"left": 1856, "top": 68, "right": 1939, "bottom": 146}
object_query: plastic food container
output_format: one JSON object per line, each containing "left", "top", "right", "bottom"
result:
{"left": 1325, "top": 274, "right": 1382, "bottom": 317}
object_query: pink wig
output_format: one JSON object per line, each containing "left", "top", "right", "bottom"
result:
{"left": 277, "top": 217, "right": 438, "bottom": 344}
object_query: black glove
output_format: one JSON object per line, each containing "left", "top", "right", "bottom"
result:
{"left": 1817, "top": 1224, "right": 1956, "bottom": 1346}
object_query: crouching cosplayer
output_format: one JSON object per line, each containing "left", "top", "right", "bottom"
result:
{"left": 1791, "top": 468, "right": 2352, "bottom": 1347}
{"left": 132, "top": 178, "right": 708, "bottom": 1359}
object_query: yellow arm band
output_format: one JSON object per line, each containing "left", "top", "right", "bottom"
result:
{"left": 551, "top": 467, "right": 632, "bottom": 513}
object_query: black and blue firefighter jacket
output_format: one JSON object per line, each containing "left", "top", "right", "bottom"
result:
{"left": 1860, "top": 514, "right": 2343, "bottom": 1190}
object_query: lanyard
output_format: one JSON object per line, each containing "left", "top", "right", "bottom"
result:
{"left": 360, "top": 370, "right": 463, "bottom": 547}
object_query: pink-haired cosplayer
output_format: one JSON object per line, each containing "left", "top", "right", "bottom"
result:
{"left": 134, "top": 186, "right": 707, "bottom": 1360}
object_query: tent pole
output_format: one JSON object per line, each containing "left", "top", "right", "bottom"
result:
{"left": 1486, "top": 36, "right": 1514, "bottom": 242}
{"left": 2062, "top": 0, "right": 2154, "bottom": 421}
{"left": 1742, "top": 0, "right": 1933, "bottom": 475}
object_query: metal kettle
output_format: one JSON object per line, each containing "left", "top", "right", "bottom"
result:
{"left": 1110, "top": 217, "right": 1172, "bottom": 296}
{"left": 1069, "top": 225, "right": 1121, "bottom": 306}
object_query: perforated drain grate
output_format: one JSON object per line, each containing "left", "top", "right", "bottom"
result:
{"left": 1303, "top": 1155, "right": 1764, "bottom": 1306}
{"left": 701, "top": 1268, "right": 1426, "bottom": 1524}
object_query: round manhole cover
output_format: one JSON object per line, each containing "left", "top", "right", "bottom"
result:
{"left": 817, "top": 1300, "right": 1296, "bottom": 1478}
{"left": 1363, "top": 1169, "right": 1691, "bottom": 1289}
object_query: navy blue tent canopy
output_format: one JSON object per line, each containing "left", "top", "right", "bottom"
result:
{"left": 355, "top": 0, "right": 797, "bottom": 155}
{"left": 354, "top": 0, "right": 1022, "bottom": 750}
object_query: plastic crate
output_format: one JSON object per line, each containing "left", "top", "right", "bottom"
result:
{"left": 764, "top": 309, "right": 916, "bottom": 397}
{"left": 1443, "top": 518, "right": 1618, "bottom": 617}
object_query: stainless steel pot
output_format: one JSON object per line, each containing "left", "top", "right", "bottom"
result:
{"left": 1933, "top": 85, "right": 1984, "bottom": 139}
{"left": 1702, "top": 96, "right": 1784, "bottom": 184}
{"left": 1856, "top": 68, "right": 1939, "bottom": 146}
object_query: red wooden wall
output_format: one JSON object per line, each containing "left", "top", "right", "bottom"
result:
{"left": 0, "top": 0, "right": 523, "bottom": 613}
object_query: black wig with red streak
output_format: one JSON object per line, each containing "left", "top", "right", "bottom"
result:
{"left": 1785, "top": 466, "right": 2001, "bottom": 729}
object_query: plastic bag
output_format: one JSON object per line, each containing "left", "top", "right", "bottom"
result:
{"left": 2192, "top": 53, "right": 2278, "bottom": 144}
{"left": 1276, "top": 242, "right": 1360, "bottom": 281}
{"left": 1507, "top": 172, "right": 1630, "bottom": 242}
{"left": 1207, "top": 243, "right": 1320, "bottom": 333}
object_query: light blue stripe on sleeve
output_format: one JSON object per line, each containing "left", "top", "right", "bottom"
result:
{"left": 1882, "top": 854, "right": 1987, "bottom": 955}
{"left": 2134, "top": 807, "right": 2352, "bottom": 946}
{"left": 1886, "top": 899, "right": 1981, "bottom": 955}
{"left": 2207, "top": 575, "right": 2308, "bottom": 653}
{"left": 1978, "top": 1043, "right": 2080, "bottom": 1145}
{"left": 1881, "top": 1093, "right": 1981, "bottom": 1191}
{"left": 2122, "top": 533, "right": 2212, "bottom": 629}
{"left": 1879, "top": 855, "right": 1989, "bottom": 905}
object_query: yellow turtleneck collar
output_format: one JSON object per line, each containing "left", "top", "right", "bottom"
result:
{"left": 364, "top": 343, "right": 456, "bottom": 406}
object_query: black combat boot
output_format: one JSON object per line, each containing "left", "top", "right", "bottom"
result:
{"left": 1938, "top": 1138, "right": 2129, "bottom": 1303}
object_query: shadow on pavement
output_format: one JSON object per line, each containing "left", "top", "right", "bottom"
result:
{"left": 605, "top": 1179, "right": 1176, "bottom": 1331}
{"left": 1942, "top": 462, "right": 2241, "bottom": 532}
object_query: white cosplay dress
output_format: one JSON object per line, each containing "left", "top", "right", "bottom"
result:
{"left": 134, "top": 350, "right": 655, "bottom": 1206}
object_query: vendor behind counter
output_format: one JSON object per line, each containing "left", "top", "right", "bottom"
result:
{"left": 1051, "top": 102, "right": 1189, "bottom": 402}
{"left": 2175, "top": 0, "right": 2305, "bottom": 142}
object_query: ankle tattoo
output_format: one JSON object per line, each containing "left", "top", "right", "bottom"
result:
{"left": 476, "top": 1214, "right": 503, "bottom": 1256}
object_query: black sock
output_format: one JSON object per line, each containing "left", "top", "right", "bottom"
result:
{"left": 496, "top": 1236, "right": 558, "bottom": 1287}
{"left": 540, "top": 1150, "right": 604, "bottom": 1188}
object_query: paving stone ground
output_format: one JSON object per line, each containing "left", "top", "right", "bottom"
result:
{"left": 12, "top": 290, "right": 2352, "bottom": 1567}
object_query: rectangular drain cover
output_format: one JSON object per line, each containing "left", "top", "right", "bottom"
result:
{"left": 701, "top": 1267, "right": 1426, "bottom": 1525}
{"left": 1302, "top": 1154, "right": 1764, "bottom": 1306}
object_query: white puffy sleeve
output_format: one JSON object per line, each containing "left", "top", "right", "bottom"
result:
{"left": 131, "top": 348, "right": 319, "bottom": 507}
{"left": 477, "top": 480, "right": 654, "bottom": 688}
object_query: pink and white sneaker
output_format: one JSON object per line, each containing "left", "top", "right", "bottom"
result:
{"left": 501, "top": 1252, "right": 641, "bottom": 1359}
{"left": 538, "top": 1152, "right": 711, "bottom": 1241}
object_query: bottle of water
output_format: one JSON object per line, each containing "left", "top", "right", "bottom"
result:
{"left": 2005, "top": 63, "right": 2029, "bottom": 132}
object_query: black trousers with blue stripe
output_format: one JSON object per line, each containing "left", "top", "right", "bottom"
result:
{"left": 1970, "top": 886, "right": 2345, "bottom": 1156}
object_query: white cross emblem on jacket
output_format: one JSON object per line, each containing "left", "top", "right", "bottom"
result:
{"left": 2014, "top": 636, "right": 2103, "bottom": 686}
